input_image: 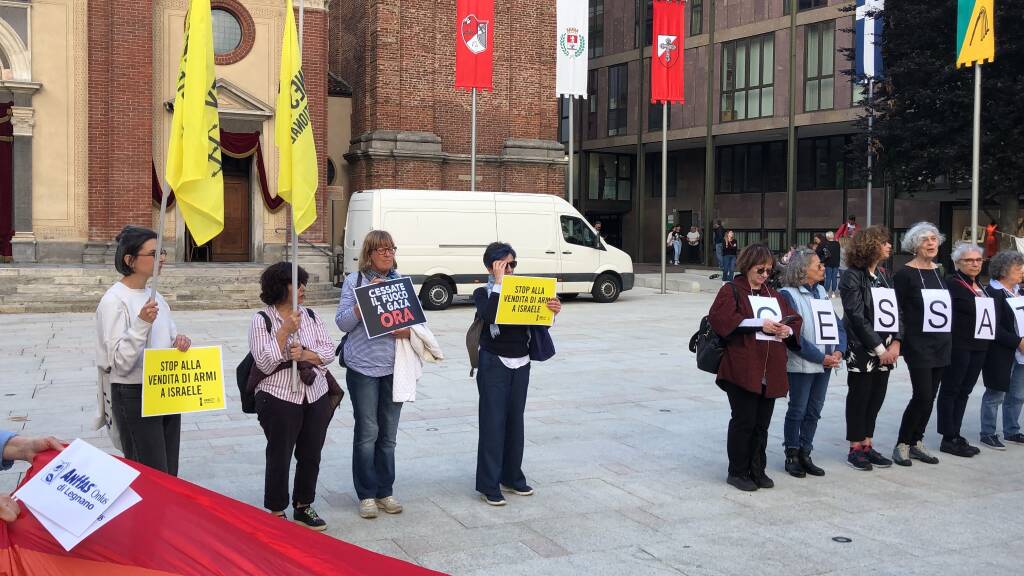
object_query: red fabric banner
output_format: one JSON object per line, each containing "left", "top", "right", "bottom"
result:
{"left": 1, "top": 450, "right": 444, "bottom": 576}
{"left": 650, "top": 0, "right": 685, "bottom": 104}
{"left": 455, "top": 0, "right": 494, "bottom": 91}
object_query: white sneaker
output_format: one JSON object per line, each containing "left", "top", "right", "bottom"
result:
{"left": 359, "top": 498, "right": 378, "bottom": 519}
{"left": 375, "top": 496, "right": 403, "bottom": 514}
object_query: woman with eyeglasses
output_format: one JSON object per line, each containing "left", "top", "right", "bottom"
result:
{"left": 839, "top": 225, "right": 900, "bottom": 472}
{"left": 95, "top": 225, "right": 191, "bottom": 475}
{"left": 335, "top": 230, "right": 410, "bottom": 519}
{"left": 709, "top": 244, "right": 801, "bottom": 492}
{"left": 475, "top": 242, "right": 561, "bottom": 505}
{"left": 936, "top": 243, "right": 989, "bottom": 458}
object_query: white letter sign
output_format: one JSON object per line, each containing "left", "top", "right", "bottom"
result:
{"left": 749, "top": 295, "right": 782, "bottom": 341}
{"left": 810, "top": 299, "right": 840, "bottom": 345}
{"left": 871, "top": 287, "right": 899, "bottom": 333}
{"left": 974, "top": 298, "right": 996, "bottom": 340}
{"left": 921, "top": 289, "right": 952, "bottom": 333}
{"left": 1007, "top": 296, "right": 1024, "bottom": 336}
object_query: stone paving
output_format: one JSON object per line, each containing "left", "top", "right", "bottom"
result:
{"left": 2, "top": 287, "right": 1021, "bottom": 575}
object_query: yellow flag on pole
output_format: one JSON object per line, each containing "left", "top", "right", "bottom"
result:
{"left": 165, "top": 0, "right": 224, "bottom": 246}
{"left": 275, "top": 0, "right": 318, "bottom": 235}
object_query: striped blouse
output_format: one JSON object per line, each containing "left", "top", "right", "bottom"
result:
{"left": 335, "top": 271, "right": 398, "bottom": 378}
{"left": 248, "top": 305, "right": 335, "bottom": 404}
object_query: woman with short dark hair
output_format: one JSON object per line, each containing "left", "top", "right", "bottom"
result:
{"left": 709, "top": 244, "right": 801, "bottom": 491}
{"left": 475, "top": 242, "right": 561, "bottom": 506}
{"left": 250, "top": 261, "right": 336, "bottom": 530}
{"left": 95, "top": 225, "right": 191, "bottom": 475}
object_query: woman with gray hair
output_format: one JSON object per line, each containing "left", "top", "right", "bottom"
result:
{"left": 937, "top": 242, "right": 988, "bottom": 458}
{"left": 779, "top": 248, "right": 847, "bottom": 477}
{"left": 980, "top": 250, "right": 1024, "bottom": 449}
{"left": 890, "top": 222, "right": 949, "bottom": 466}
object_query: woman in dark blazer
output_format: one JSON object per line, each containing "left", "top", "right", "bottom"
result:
{"left": 709, "top": 244, "right": 801, "bottom": 492}
{"left": 979, "top": 250, "right": 1024, "bottom": 449}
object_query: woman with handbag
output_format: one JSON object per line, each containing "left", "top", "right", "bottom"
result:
{"left": 249, "top": 262, "right": 336, "bottom": 530}
{"left": 709, "top": 244, "right": 801, "bottom": 492}
{"left": 474, "top": 242, "right": 561, "bottom": 506}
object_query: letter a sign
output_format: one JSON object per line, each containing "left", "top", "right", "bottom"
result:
{"left": 975, "top": 298, "right": 996, "bottom": 340}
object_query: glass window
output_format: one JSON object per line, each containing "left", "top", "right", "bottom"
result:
{"left": 607, "top": 64, "right": 628, "bottom": 136}
{"left": 559, "top": 97, "right": 570, "bottom": 143}
{"left": 648, "top": 101, "right": 670, "bottom": 131}
{"left": 716, "top": 141, "right": 787, "bottom": 194}
{"left": 587, "top": 69, "right": 599, "bottom": 138}
{"left": 644, "top": 0, "right": 654, "bottom": 47}
{"left": 589, "top": 154, "right": 633, "bottom": 201}
{"left": 721, "top": 34, "right": 774, "bottom": 121}
{"left": 648, "top": 153, "right": 678, "bottom": 197}
{"left": 797, "top": 135, "right": 850, "bottom": 190}
{"left": 589, "top": 0, "right": 605, "bottom": 58}
{"left": 690, "top": 0, "right": 703, "bottom": 36}
{"left": 561, "top": 216, "right": 600, "bottom": 248}
{"left": 211, "top": 8, "right": 243, "bottom": 55}
{"left": 804, "top": 20, "right": 835, "bottom": 112}
{"left": 784, "top": 0, "right": 829, "bottom": 15}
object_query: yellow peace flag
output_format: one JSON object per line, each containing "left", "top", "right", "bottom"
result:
{"left": 165, "top": 0, "right": 224, "bottom": 246}
{"left": 275, "top": 0, "right": 318, "bottom": 235}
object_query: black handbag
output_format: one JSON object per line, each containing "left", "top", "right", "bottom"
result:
{"left": 335, "top": 272, "right": 364, "bottom": 367}
{"left": 688, "top": 283, "right": 740, "bottom": 374}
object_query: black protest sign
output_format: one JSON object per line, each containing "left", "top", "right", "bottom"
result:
{"left": 355, "top": 277, "right": 427, "bottom": 339}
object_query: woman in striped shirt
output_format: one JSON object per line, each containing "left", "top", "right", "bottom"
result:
{"left": 336, "top": 230, "right": 410, "bottom": 519}
{"left": 249, "top": 262, "right": 336, "bottom": 531}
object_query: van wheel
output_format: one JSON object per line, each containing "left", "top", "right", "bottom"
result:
{"left": 557, "top": 293, "right": 579, "bottom": 301}
{"left": 591, "top": 274, "right": 621, "bottom": 303}
{"left": 420, "top": 279, "right": 454, "bottom": 310}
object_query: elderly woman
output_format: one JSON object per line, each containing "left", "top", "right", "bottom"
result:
{"left": 891, "top": 222, "right": 949, "bottom": 466}
{"left": 937, "top": 243, "right": 988, "bottom": 458}
{"left": 249, "top": 262, "right": 336, "bottom": 530}
{"left": 475, "top": 242, "right": 561, "bottom": 506}
{"left": 95, "top": 225, "right": 191, "bottom": 475}
{"left": 336, "top": 230, "right": 410, "bottom": 519}
{"left": 779, "top": 249, "right": 847, "bottom": 477}
{"left": 840, "top": 225, "right": 901, "bottom": 471}
{"left": 980, "top": 250, "right": 1024, "bottom": 450}
{"left": 709, "top": 244, "right": 801, "bottom": 491}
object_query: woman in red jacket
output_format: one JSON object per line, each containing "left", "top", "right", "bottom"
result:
{"left": 709, "top": 244, "right": 802, "bottom": 492}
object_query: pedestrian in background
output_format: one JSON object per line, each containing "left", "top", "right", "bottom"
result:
{"left": 836, "top": 215, "right": 858, "bottom": 239}
{"left": 980, "top": 250, "right": 1024, "bottom": 450}
{"left": 667, "top": 226, "right": 682, "bottom": 266}
{"left": 713, "top": 220, "right": 725, "bottom": 267}
{"left": 819, "top": 231, "right": 842, "bottom": 298}
{"left": 686, "top": 226, "right": 702, "bottom": 264}
{"left": 721, "top": 230, "right": 738, "bottom": 282}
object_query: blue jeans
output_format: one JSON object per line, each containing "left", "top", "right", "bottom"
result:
{"left": 346, "top": 369, "right": 403, "bottom": 500}
{"left": 824, "top": 267, "right": 839, "bottom": 292}
{"left": 714, "top": 243, "right": 723, "bottom": 267}
{"left": 784, "top": 371, "right": 830, "bottom": 451}
{"left": 981, "top": 362, "right": 1024, "bottom": 437}
{"left": 721, "top": 255, "right": 736, "bottom": 281}
{"left": 476, "top": 349, "right": 530, "bottom": 496}
{"left": 672, "top": 241, "right": 682, "bottom": 264}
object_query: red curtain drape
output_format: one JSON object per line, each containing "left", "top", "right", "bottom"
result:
{"left": 153, "top": 130, "right": 282, "bottom": 210}
{"left": 0, "top": 102, "right": 13, "bottom": 258}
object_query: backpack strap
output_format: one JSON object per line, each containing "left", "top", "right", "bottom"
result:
{"left": 306, "top": 308, "right": 316, "bottom": 320}
{"left": 727, "top": 281, "right": 741, "bottom": 312}
{"left": 257, "top": 311, "right": 272, "bottom": 333}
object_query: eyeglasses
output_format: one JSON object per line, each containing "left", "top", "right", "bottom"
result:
{"left": 754, "top": 267, "right": 771, "bottom": 276}
{"left": 507, "top": 260, "right": 518, "bottom": 270}
{"left": 373, "top": 247, "right": 397, "bottom": 256}
{"left": 139, "top": 249, "right": 167, "bottom": 258}
{"left": 959, "top": 257, "right": 983, "bottom": 264}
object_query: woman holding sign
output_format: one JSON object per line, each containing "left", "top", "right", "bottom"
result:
{"left": 937, "top": 243, "right": 989, "bottom": 458}
{"left": 336, "top": 230, "right": 410, "bottom": 520}
{"left": 709, "top": 244, "right": 801, "bottom": 492}
{"left": 891, "top": 222, "right": 950, "bottom": 467}
{"left": 779, "top": 249, "right": 847, "bottom": 478}
{"left": 980, "top": 250, "right": 1024, "bottom": 450}
{"left": 839, "top": 226, "right": 900, "bottom": 472}
{"left": 474, "top": 242, "right": 561, "bottom": 506}
{"left": 95, "top": 225, "right": 191, "bottom": 476}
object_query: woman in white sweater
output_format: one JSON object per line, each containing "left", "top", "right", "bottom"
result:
{"left": 95, "top": 226, "right": 190, "bottom": 475}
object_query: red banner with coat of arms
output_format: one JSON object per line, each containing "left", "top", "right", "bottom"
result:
{"left": 650, "top": 0, "right": 685, "bottom": 104}
{"left": 455, "top": 0, "right": 494, "bottom": 91}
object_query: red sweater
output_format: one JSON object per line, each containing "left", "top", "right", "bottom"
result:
{"left": 708, "top": 276, "right": 801, "bottom": 398}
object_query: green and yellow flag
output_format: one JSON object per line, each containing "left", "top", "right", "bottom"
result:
{"left": 956, "top": 0, "right": 995, "bottom": 68}
{"left": 166, "top": 0, "right": 223, "bottom": 246}
{"left": 275, "top": 0, "right": 318, "bottom": 235}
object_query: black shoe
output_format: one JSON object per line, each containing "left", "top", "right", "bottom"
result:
{"left": 1004, "top": 433, "right": 1024, "bottom": 445}
{"left": 798, "top": 449, "right": 825, "bottom": 476}
{"left": 847, "top": 448, "right": 873, "bottom": 471}
{"left": 940, "top": 437, "right": 975, "bottom": 458}
{"left": 481, "top": 493, "right": 507, "bottom": 506}
{"left": 751, "top": 471, "right": 775, "bottom": 489}
{"left": 727, "top": 474, "right": 758, "bottom": 492}
{"left": 784, "top": 448, "right": 806, "bottom": 478}
{"left": 959, "top": 436, "right": 981, "bottom": 456}
{"left": 980, "top": 434, "right": 1007, "bottom": 451}
{"left": 500, "top": 483, "right": 534, "bottom": 496}
{"left": 292, "top": 505, "right": 327, "bottom": 531}
{"left": 866, "top": 448, "right": 892, "bottom": 468}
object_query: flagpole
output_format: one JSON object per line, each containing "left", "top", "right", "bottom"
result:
{"left": 289, "top": 0, "right": 306, "bottom": 392}
{"left": 970, "top": 64, "right": 981, "bottom": 245}
{"left": 471, "top": 87, "right": 477, "bottom": 192}
{"left": 149, "top": 182, "right": 172, "bottom": 300}
{"left": 660, "top": 101, "right": 667, "bottom": 295}
{"left": 567, "top": 96, "right": 574, "bottom": 206}
{"left": 865, "top": 77, "right": 873, "bottom": 227}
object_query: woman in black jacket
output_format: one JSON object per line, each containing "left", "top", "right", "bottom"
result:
{"left": 474, "top": 242, "right": 561, "bottom": 506}
{"left": 937, "top": 243, "right": 988, "bottom": 457}
{"left": 840, "top": 226, "right": 902, "bottom": 471}
{"left": 979, "top": 250, "right": 1024, "bottom": 449}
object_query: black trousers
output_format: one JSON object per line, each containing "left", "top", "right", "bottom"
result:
{"left": 898, "top": 364, "right": 944, "bottom": 445}
{"left": 724, "top": 382, "right": 776, "bottom": 478}
{"left": 111, "top": 383, "right": 180, "bottom": 476}
{"left": 846, "top": 371, "right": 890, "bottom": 443}
{"left": 938, "top": 348, "right": 986, "bottom": 439}
{"left": 476, "top": 350, "right": 530, "bottom": 496}
{"left": 255, "top": 391, "right": 333, "bottom": 512}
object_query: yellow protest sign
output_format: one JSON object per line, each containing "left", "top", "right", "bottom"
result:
{"left": 142, "top": 346, "right": 226, "bottom": 417}
{"left": 495, "top": 276, "right": 557, "bottom": 326}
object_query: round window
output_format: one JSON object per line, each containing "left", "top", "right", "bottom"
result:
{"left": 211, "top": 8, "right": 243, "bottom": 55}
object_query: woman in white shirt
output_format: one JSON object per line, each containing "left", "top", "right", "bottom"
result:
{"left": 95, "top": 226, "right": 190, "bottom": 475}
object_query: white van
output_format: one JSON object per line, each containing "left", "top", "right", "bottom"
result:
{"left": 343, "top": 189, "right": 635, "bottom": 310}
